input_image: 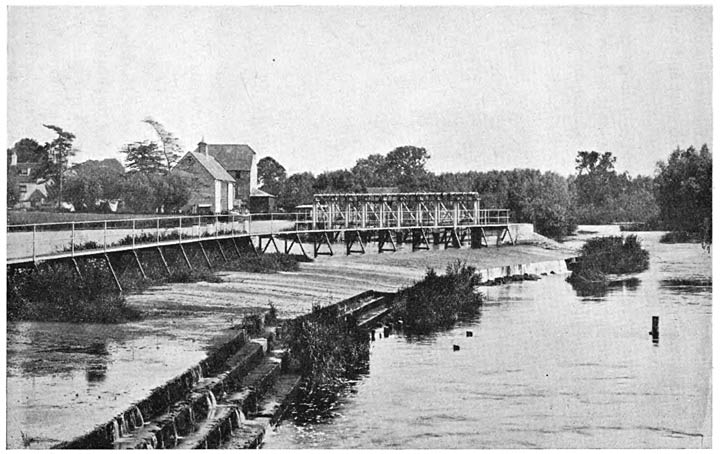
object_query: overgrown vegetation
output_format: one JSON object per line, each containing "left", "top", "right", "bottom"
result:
{"left": 282, "top": 308, "right": 369, "bottom": 423}
{"left": 655, "top": 145, "right": 712, "bottom": 248}
{"left": 567, "top": 235, "right": 650, "bottom": 289}
{"left": 7, "top": 264, "right": 142, "bottom": 323}
{"left": 7, "top": 251, "right": 299, "bottom": 324}
{"left": 389, "top": 260, "right": 483, "bottom": 334}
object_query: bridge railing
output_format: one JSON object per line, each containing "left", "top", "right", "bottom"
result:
{"left": 6, "top": 208, "right": 510, "bottom": 262}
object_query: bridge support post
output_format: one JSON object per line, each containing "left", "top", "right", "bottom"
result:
{"left": 230, "top": 237, "right": 243, "bottom": 258}
{"left": 285, "top": 233, "right": 308, "bottom": 258}
{"left": 346, "top": 230, "right": 366, "bottom": 255}
{"left": 197, "top": 242, "right": 212, "bottom": 269}
{"left": 497, "top": 227, "right": 515, "bottom": 246}
{"left": 104, "top": 253, "right": 123, "bottom": 294}
{"left": 471, "top": 227, "right": 489, "bottom": 248}
{"left": 178, "top": 244, "right": 193, "bottom": 270}
{"left": 216, "top": 239, "right": 229, "bottom": 262}
{"left": 412, "top": 229, "right": 430, "bottom": 251}
{"left": 313, "top": 232, "right": 334, "bottom": 257}
{"left": 378, "top": 229, "right": 397, "bottom": 253}
{"left": 260, "top": 235, "right": 280, "bottom": 254}
{"left": 71, "top": 257, "right": 84, "bottom": 281}
{"left": 132, "top": 250, "right": 147, "bottom": 279}
{"left": 444, "top": 228, "right": 461, "bottom": 249}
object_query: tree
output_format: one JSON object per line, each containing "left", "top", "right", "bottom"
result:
{"left": 655, "top": 144, "right": 712, "bottom": 235}
{"left": 120, "top": 172, "right": 157, "bottom": 213}
{"left": 279, "top": 172, "right": 316, "bottom": 210}
{"left": 257, "top": 156, "right": 287, "bottom": 195}
{"left": 575, "top": 151, "right": 616, "bottom": 175}
{"left": 314, "top": 169, "right": 360, "bottom": 193}
{"left": 36, "top": 125, "right": 76, "bottom": 208}
{"left": 142, "top": 117, "right": 182, "bottom": 170}
{"left": 64, "top": 173, "right": 103, "bottom": 212}
{"left": 152, "top": 172, "right": 192, "bottom": 213}
{"left": 63, "top": 159, "right": 126, "bottom": 211}
{"left": 7, "top": 138, "right": 44, "bottom": 163}
{"left": 351, "top": 154, "right": 387, "bottom": 189}
{"left": 383, "top": 146, "right": 431, "bottom": 191}
{"left": 572, "top": 150, "right": 620, "bottom": 210}
{"left": 7, "top": 172, "right": 20, "bottom": 206}
{"left": 121, "top": 141, "right": 165, "bottom": 174}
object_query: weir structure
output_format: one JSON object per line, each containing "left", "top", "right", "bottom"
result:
{"left": 6, "top": 192, "right": 514, "bottom": 294}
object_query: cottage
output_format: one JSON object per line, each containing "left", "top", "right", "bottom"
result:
{"left": 191, "top": 142, "right": 257, "bottom": 207}
{"left": 172, "top": 142, "right": 236, "bottom": 214}
{"left": 8, "top": 150, "right": 53, "bottom": 208}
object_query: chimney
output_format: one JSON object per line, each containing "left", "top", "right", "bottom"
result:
{"left": 198, "top": 138, "right": 208, "bottom": 157}
{"left": 10, "top": 150, "right": 17, "bottom": 166}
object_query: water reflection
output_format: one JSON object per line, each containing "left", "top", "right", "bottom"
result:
{"left": 7, "top": 324, "right": 114, "bottom": 381}
{"left": 569, "top": 277, "right": 640, "bottom": 298}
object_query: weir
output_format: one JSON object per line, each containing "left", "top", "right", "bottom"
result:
{"left": 46, "top": 253, "right": 570, "bottom": 448}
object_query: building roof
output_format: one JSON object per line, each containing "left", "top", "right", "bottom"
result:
{"left": 250, "top": 187, "right": 276, "bottom": 198}
{"left": 186, "top": 152, "right": 236, "bottom": 182}
{"left": 194, "top": 144, "right": 255, "bottom": 172}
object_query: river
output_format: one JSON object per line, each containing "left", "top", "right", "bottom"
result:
{"left": 263, "top": 230, "right": 712, "bottom": 449}
{"left": 5, "top": 228, "right": 710, "bottom": 448}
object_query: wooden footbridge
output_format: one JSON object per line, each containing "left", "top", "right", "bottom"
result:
{"left": 7, "top": 192, "right": 514, "bottom": 293}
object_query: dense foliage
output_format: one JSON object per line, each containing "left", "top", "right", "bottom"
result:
{"left": 7, "top": 263, "right": 142, "bottom": 323}
{"left": 282, "top": 308, "right": 369, "bottom": 422}
{"left": 391, "top": 261, "right": 483, "bottom": 333}
{"left": 655, "top": 145, "right": 712, "bottom": 243}
{"left": 568, "top": 235, "right": 650, "bottom": 288}
{"left": 7, "top": 251, "right": 299, "bottom": 324}
{"left": 569, "top": 151, "right": 659, "bottom": 225}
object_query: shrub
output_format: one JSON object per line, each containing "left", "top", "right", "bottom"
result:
{"left": 390, "top": 260, "right": 483, "bottom": 334}
{"left": 7, "top": 263, "right": 142, "bottom": 323}
{"left": 568, "top": 235, "right": 649, "bottom": 289}
{"left": 282, "top": 309, "right": 369, "bottom": 422}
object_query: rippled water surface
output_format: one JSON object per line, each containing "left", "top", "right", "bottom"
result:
{"left": 264, "top": 232, "right": 712, "bottom": 449}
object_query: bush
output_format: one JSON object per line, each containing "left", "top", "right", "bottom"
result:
{"left": 7, "top": 262, "right": 142, "bottom": 323}
{"left": 282, "top": 309, "right": 369, "bottom": 422}
{"left": 659, "top": 231, "right": 702, "bottom": 244}
{"left": 390, "top": 260, "right": 483, "bottom": 334}
{"left": 568, "top": 235, "right": 649, "bottom": 288}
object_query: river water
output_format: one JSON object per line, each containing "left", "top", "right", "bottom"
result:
{"left": 264, "top": 230, "right": 712, "bottom": 449}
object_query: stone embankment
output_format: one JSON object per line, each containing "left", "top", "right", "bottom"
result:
{"left": 53, "top": 291, "right": 392, "bottom": 450}
{"left": 53, "top": 325, "right": 297, "bottom": 449}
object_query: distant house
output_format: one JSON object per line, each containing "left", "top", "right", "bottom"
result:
{"left": 189, "top": 142, "right": 257, "bottom": 207}
{"left": 8, "top": 150, "right": 53, "bottom": 208}
{"left": 171, "top": 143, "right": 236, "bottom": 214}
{"left": 249, "top": 188, "right": 277, "bottom": 213}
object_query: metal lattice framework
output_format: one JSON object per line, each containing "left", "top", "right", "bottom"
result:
{"left": 310, "top": 192, "right": 509, "bottom": 230}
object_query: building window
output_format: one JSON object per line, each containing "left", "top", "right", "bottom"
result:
{"left": 19, "top": 185, "right": 27, "bottom": 193}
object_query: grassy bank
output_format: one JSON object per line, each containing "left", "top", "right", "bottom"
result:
{"left": 7, "top": 210, "right": 170, "bottom": 225}
{"left": 7, "top": 252, "right": 299, "bottom": 324}
{"left": 659, "top": 231, "right": 703, "bottom": 244}
{"left": 567, "top": 235, "right": 649, "bottom": 289}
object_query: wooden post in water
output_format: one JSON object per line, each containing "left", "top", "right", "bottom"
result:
{"left": 649, "top": 316, "right": 659, "bottom": 342}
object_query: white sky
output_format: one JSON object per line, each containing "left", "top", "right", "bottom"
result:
{"left": 6, "top": 6, "right": 712, "bottom": 177}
